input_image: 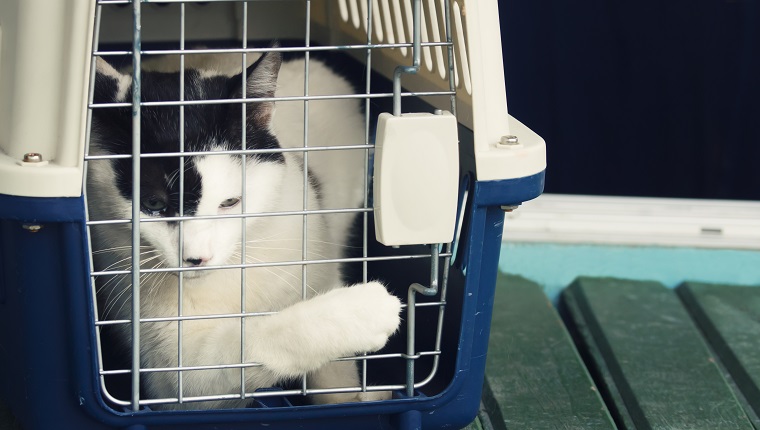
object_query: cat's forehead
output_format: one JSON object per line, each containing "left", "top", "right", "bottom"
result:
{"left": 94, "top": 64, "right": 229, "bottom": 103}
{"left": 93, "top": 73, "right": 230, "bottom": 152}
{"left": 140, "top": 105, "right": 226, "bottom": 153}
{"left": 140, "top": 70, "right": 231, "bottom": 102}
{"left": 92, "top": 61, "right": 284, "bottom": 162}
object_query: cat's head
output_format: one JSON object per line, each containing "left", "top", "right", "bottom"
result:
{"left": 88, "top": 51, "right": 287, "bottom": 276}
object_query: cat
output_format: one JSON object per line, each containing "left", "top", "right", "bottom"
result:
{"left": 86, "top": 48, "right": 402, "bottom": 410}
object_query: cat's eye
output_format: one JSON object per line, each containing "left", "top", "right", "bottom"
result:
{"left": 219, "top": 197, "right": 241, "bottom": 209}
{"left": 142, "top": 196, "right": 167, "bottom": 213}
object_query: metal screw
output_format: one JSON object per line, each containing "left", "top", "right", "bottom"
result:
{"left": 434, "top": 109, "right": 443, "bottom": 115}
{"left": 501, "top": 205, "right": 519, "bottom": 212}
{"left": 498, "top": 135, "right": 519, "bottom": 147}
{"left": 22, "top": 224, "right": 43, "bottom": 233}
{"left": 23, "top": 153, "right": 43, "bottom": 163}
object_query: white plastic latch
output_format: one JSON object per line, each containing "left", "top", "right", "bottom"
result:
{"left": 373, "top": 111, "right": 459, "bottom": 246}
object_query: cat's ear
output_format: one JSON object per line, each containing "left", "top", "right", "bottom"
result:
{"left": 245, "top": 48, "right": 282, "bottom": 99}
{"left": 232, "top": 46, "right": 282, "bottom": 128}
{"left": 94, "top": 57, "right": 132, "bottom": 103}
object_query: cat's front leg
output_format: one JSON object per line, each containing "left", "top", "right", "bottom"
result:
{"left": 308, "top": 360, "right": 393, "bottom": 404}
{"left": 249, "top": 281, "right": 401, "bottom": 380}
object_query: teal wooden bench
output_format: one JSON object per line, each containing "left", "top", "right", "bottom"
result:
{"left": 678, "top": 282, "right": 760, "bottom": 428}
{"left": 561, "top": 277, "right": 753, "bottom": 429}
{"left": 470, "top": 275, "right": 759, "bottom": 430}
{"left": 476, "top": 274, "right": 615, "bottom": 429}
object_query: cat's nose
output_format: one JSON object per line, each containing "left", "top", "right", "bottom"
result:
{"left": 184, "top": 257, "right": 209, "bottom": 267}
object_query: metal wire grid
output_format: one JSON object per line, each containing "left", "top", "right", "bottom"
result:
{"left": 83, "top": 0, "right": 458, "bottom": 411}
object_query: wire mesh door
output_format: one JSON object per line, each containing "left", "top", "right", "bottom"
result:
{"left": 84, "top": 0, "right": 460, "bottom": 412}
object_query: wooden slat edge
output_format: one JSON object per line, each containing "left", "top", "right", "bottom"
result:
{"left": 677, "top": 283, "right": 760, "bottom": 429}
{"left": 560, "top": 279, "right": 636, "bottom": 430}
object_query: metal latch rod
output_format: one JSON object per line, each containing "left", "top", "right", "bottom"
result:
{"left": 393, "top": 0, "right": 421, "bottom": 116}
{"left": 405, "top": 244, "right": 440, "bottom": 397}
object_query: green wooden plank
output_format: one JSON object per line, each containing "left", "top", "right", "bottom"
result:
{"left": 461, "top": 416, "right": 483, "bottom": 430}
{"left": 678, "top": 282, "right": 760, "bottom": 428}
{"left": 461, "top": 402, "right": 497, "bottom": 430}
{"left": 562, "top": 277, "right": 753, "bottom": 430}
{"left": 483, "top": 273, "right": 615, "bottom": 430}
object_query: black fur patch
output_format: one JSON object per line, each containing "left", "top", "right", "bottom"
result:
{"left": 92, "top": 65, "right": 284, "bottom": 217}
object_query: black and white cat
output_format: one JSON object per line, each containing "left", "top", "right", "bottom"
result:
{"left": 87, "top": 49, "right": 401, "bottom": 410}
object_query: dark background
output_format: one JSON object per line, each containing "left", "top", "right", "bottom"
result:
{"left": 499, "top": 0, "right": 760, "bottom": 200}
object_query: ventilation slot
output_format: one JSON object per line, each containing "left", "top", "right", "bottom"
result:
{"left": 453, "top": 0, "right": 472, "bottom": 95}
{"left": 348, "top": 0, "right": 361, "bottom": 29}
{"left": 380, "top": 0, "right": 395, "bottom": 46}
{"left": 372, "top": 0, "right": 384, "bottom": 41}
{"left": 338, "top": 0, "right": 349, "bottom": 22}
{"left": 335, "top": 0, "right": 472, "bottom": 96}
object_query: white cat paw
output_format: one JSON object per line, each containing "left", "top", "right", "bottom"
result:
{"left": 338, "top": 282, "right": 402, "bottom": 353}
{"left": 356, "top": 390, "right": 393, "bottom": 402}
{"left": 256, "top": 282, "right": 401, "bottom": 377}
{"left": 312, "top": 389, "right": 393, "bottom": 404}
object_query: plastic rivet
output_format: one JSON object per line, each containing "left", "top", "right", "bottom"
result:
{"left": 23, "top": 153, "right": 43, "bottom": 163}
{"left": 22, "top": 224, "right": 44, "bottom": 233}
{"left": 498, "top": 135, "right": 519, "bottom": 147}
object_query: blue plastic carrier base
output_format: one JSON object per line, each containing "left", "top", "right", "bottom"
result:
{"left": 0, "top": 162, "right": 544, "bottom": 430}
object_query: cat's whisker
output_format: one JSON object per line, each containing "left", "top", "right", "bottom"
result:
{"left": 107, "top": 257, "right": 169, "bottom": 320}
{"left": 97, "top": 273, "right": 128, "bottom": 294}
{"left": 238, "top": 236, "right": 352, "bottom": 257}
{"left": 229, "top": 252, "right": 318, "bottom": 296}
{"left": 100, "top": 275, "right": 132, "bottom": 320}
{"left": 91, "top": 245, "right": 153, "bottom": 255}
{"left": 266, "top": 266, "right": 319, "bottom": 295}
{"left": 101, "top": 249, "right": 159, "bottom": 264}
{"left": 96, "top": 250, "right": 162, "bottom": 272}
{"left": 242, "top": 245, "right": 333, "bottom": 260}
{"left": 97, "top": 262, "right": 135, "bottom": 294}
{"left": 251, "top": 262, "right": 302, "bottom": 284}
{"left": 241, "top": 230, "right": 291, "bottom": 243}
{"left": 109, "top": 285, "right": 134, "bottom": 321}
{"left": 141, "top": 259, "right": 169, "bottom": 303}
{"left": 249, "top": 264, "right": 313, "bottom": 296}
{"left": 247, "top": 238, "right": 362, "bottom": 249}
{"left": 139, "top": 254, "right": 164, "bottom": 266}
{"left": 303, "top": 239, "right": 363, "bottom": 249}
{"left": 96, "top": 252, "right": 166, "bottom": 300}
{"left": 166, "top": 168, "right": 181, "bottom": 189}
{"left": 95, "top": 254, "right": 164, "bottom": 296}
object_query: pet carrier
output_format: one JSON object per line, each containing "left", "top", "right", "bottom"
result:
{"left": 0, "top": 1, "right": 545, "bottom": 429}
